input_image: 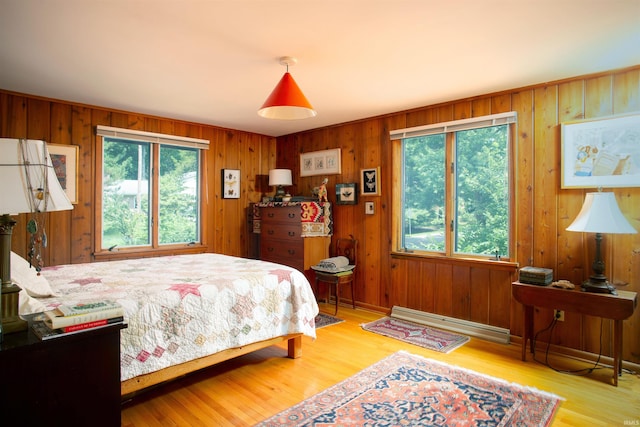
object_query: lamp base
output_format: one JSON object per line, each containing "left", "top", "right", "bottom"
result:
{"left": 1, "top": 283, "right": 27, "bottom": 333}
{"left": 581, "top": 279, "right": 617, "bottom": 295}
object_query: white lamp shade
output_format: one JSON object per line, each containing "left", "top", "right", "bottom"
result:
{"left": 0, "top": 138, "right": 73, "bottom": 214}
{"left": 566, "top": 192, "right": 636, "bottom": 234}
{"left": 268, "top": 169, "right": 293, "bottom": 186}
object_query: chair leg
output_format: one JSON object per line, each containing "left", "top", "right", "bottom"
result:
{"left": 334, "top": 283, "right": 339, "bottom": 315}
{"left": 350, "top": 282, "right": 356, "bottom": 310}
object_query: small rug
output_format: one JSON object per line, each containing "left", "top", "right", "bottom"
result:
{"left": 315, "top": 312, "right": 344, "bottom": 329}
{"left": 256, "top": 351, "right": 563, "bottom": 427}
{"left": 361, "top": 316, "right": 469, "bottom": 353}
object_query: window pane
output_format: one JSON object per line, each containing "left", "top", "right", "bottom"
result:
{"left": 402, "top": 134, "right": 446, "bottom": 252}
{"left": 454, "top": 125, "right": 509, "bottom": 257}
{"left": 102, "top": 138, "right": 151, "bottom": 248}
{"left": 158, "top": 145, "right": 199, "bottom": 244}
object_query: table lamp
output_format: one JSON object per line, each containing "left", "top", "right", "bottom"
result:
{"left": 269, "top": 169, "right": 292, "bottom": 201}
{"left": 0, "top": 138, "right": 73, "bottom": 340}
{"left": 566, "top": 191, "right": 637, "bottom": 294}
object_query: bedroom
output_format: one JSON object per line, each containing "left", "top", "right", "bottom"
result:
{"left": 0, "top": 1, "right": 639, "bottom": 426}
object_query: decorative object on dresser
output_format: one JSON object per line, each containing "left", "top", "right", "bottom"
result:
{"left": 0, "top": 139, "right": 73, "bottom": 340}
{"left": 258, "top": 56, "right": 316, "bottom": 120}
{"left": 268, "top": 168, "right": 292, "bottom": 202}
{"left": 566, "top": 191, "right": 637, "bottom": 294}
{"left": 256, "top": 202, "right": 331, "bottom": 274}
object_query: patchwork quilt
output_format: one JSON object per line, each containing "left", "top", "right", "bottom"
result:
{"left": 39, "top": 253, "right": 319, "bottom": 381}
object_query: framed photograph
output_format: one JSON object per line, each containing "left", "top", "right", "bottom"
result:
{"left": 300, "top": 148, "right": 341, "bottom": 177}
{"left": 561, "top": 113, "right": 640, "bottom": 188}
{"left": 336, "top": 183, "right": 358, "bottom": 205}
{"left": 361, "top": 167, "right": 380, "bottom": 196}
{"left": 365, "top": 201, "right": 375, "bottom": 215}
{"left": 222, "top": 169, "right": 240, "bottom": 199}
{"left": 47, "top": 143, "right": 78, "bottom": 204}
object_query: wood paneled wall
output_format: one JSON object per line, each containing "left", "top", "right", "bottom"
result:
{"left": 277, "top": 66, "right": 640, "bottom": 364}
{"left": 0, "top": 90, "right": 276, "bottom": 265}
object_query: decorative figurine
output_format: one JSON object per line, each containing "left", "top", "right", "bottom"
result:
{"left": 317, "top": 177, "right": 328, "bottom": 203}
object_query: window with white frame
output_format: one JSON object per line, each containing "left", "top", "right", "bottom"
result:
{"left": 391, "top": 112, "right": 516, "bottom": 259}
{"left": 96, "top": 126, "right": 208, "bottom": 252}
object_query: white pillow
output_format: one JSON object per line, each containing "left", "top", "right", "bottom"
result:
{"left": 18, "top": 289, "right": 47, "bottom": 315}
{"left": 11, "top": 251, "right": 56, "bottom": 297}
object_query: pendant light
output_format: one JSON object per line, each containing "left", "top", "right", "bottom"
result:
{"left": 258, "top": 56, "right": 317, "bottom": 120}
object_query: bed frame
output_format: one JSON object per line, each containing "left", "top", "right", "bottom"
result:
{"left": 121, "top": 333, "right": 302, "bottom": 396}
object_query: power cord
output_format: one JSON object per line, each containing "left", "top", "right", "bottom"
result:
{"left": 531, "top": 313, "right": 607, "bottom": 376}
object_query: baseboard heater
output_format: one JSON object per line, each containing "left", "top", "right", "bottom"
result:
{"left": 390, "top": 306, "right": 511, "bottom": 344}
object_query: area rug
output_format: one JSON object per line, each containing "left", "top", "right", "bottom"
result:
{"left": 361, "top": 316, "right": 469, "bottom": 353}
{"left": 255, "top": 351, "right": 562, "bottom": 427}
{"left": 315, "top": 312, "right": 344, "bottom": 329}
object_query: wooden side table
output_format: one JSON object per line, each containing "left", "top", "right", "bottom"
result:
{"left": 0, "top": 315, "right": 126, "bottom": 425}
{"left": 512, "top": 281, "right": 637, "bottom": 386}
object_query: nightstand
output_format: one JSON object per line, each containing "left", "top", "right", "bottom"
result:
{"left": 0, "top": 315, "right": 126, "bottom": 426}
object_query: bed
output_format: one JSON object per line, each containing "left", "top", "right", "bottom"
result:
{"left": 15, "top": 252, "right": 319, "bottom": 396}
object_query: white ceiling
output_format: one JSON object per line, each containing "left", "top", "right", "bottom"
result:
{"left": 1, "top": 1, "right": 639, "bottom": 137}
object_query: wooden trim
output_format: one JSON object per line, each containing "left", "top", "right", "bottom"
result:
{"left": 121, "top": 334, "right": 303, "bottom": 397}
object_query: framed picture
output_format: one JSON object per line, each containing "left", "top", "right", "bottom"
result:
{"left": 561, "top": 113, "right": 640, "bottom": 188}
{"left": 300, "top": 148, "right": 341, "bottom": 177}
{"left": 365, "top": 201, "right": 375, "bottom": 215}
{"left": 361, "top": 167, "right": 380, "bottom": 196}
{"left": 336, "top": 183, "right": 358, "bottom": 205}
{"left": 222, "top": 169, "right": 240, "bottom": 199}
{"left": 47, "top": 143, "right": 78, "bottom": 204}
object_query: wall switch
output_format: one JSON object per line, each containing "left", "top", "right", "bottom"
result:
{"left": 554, "top": 309, "right": 565, "bottom": 321}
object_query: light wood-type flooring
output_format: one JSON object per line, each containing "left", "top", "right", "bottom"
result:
{"left": 121, "top": 304, "right": 640, "bottom": 426}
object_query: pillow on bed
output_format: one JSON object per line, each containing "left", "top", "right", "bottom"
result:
{"left": 11, "top": 251, "right": 55, "bottom": 297}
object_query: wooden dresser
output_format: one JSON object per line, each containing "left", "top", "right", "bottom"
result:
{"left": 259, "top": 204, "right": 330, "bottom": 272}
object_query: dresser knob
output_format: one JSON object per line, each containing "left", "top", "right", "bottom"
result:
{"left": 288, "top": 231, "right": 295, "bottom": 237}
{"left": 268, "top": 230, "right": 274, "bottom": 235}
{"left": 288, "top": 213, "right": 295, "bottom": 218}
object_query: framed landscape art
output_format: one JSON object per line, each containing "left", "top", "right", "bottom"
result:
{"left": 48, "top": 143, "right": 78, "bottom": 204}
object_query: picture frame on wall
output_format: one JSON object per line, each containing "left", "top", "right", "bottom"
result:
{"left": 361, "top": 167, "right": 380, "bottom": 196}
{"left": 222, "top": 169, "right": 240, "bottom": 199}
{"left": 47, "top": 143, "right": 79, "bottom": 204}
{"left": 300, "top": 148, "right": 341, "bottom": 177}
{"left": 561, "top": 113, "right": 640, "bottom": 188}
{"left": 336, "top": 183, "right": 358, "bottom": 205}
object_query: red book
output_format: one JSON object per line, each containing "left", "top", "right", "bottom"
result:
{"left": 62, "top": 316, "right": 124, "bottom": 333}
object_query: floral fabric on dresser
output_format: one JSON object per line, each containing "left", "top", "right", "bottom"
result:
{"left": 39, "top": 253, "right": 319, "bottom": 381}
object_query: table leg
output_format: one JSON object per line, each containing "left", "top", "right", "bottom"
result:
{"left": 613, "top": 319, "right": 622, "bottom": 387}
{"left": 522, "top": 305, "right": 534, "bottom": 361}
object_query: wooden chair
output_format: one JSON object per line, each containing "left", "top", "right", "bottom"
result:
{"left": 314, "top": 236, "right": 358, "bottom": 315}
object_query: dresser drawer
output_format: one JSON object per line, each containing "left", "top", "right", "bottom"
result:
{"left": 261, "top": 222, "right": 302, "bottom": 240}
{"left": 261, "top": 206, "right": 300, "bottom": 223}
{"left": 260, "top": 239, "right": 304, "bottom": 270}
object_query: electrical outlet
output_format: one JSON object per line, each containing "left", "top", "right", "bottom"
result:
{"left": 554, "top": 309, "right": 565, "bottom": 321}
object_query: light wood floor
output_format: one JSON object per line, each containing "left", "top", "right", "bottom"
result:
{"left": 121, "top": 304, "right": 640, "bottom": 426}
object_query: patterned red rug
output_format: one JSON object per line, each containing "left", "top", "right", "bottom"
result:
{"left": 256, "top": 351, "right": 562, "bottom": 426}
{"left": 362, "top": 316, "right": 470, "bottom": 353}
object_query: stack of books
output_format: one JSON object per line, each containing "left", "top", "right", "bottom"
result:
{"left": 31, "top": 300, "right": 124, "bottom": 340}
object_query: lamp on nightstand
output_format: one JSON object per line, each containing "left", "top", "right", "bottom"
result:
{"left": 268, "top": 169, "right": 292, "bottom": 202}
{"left": 0, "top": 138, "right": 73, "bottom": 341}
{"left": 566, "top": 191, "right": 637, "bottom": 295}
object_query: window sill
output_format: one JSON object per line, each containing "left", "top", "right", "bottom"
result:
{"left": 93, "top": 245, "right": 208, "bottom": 262}
{"left": 391, "top": 250, "right": 519, "bottom": 271}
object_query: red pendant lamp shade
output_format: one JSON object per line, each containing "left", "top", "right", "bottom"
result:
{"left": 258, "top": 57, "right": 317, "bottom": 120}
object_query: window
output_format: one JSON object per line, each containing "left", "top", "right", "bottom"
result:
{"left": 391, "top": 112, "right": 516, "bottom": 259}
{"left": 96, "top": 126, "right": 208, "bottom": 253}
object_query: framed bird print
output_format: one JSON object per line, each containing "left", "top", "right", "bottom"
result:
{"left": 336, "top": 183, "right": 358, "bottom": 205}
{"left": 361, "top": 167, "right": 380, "bottom": 196}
